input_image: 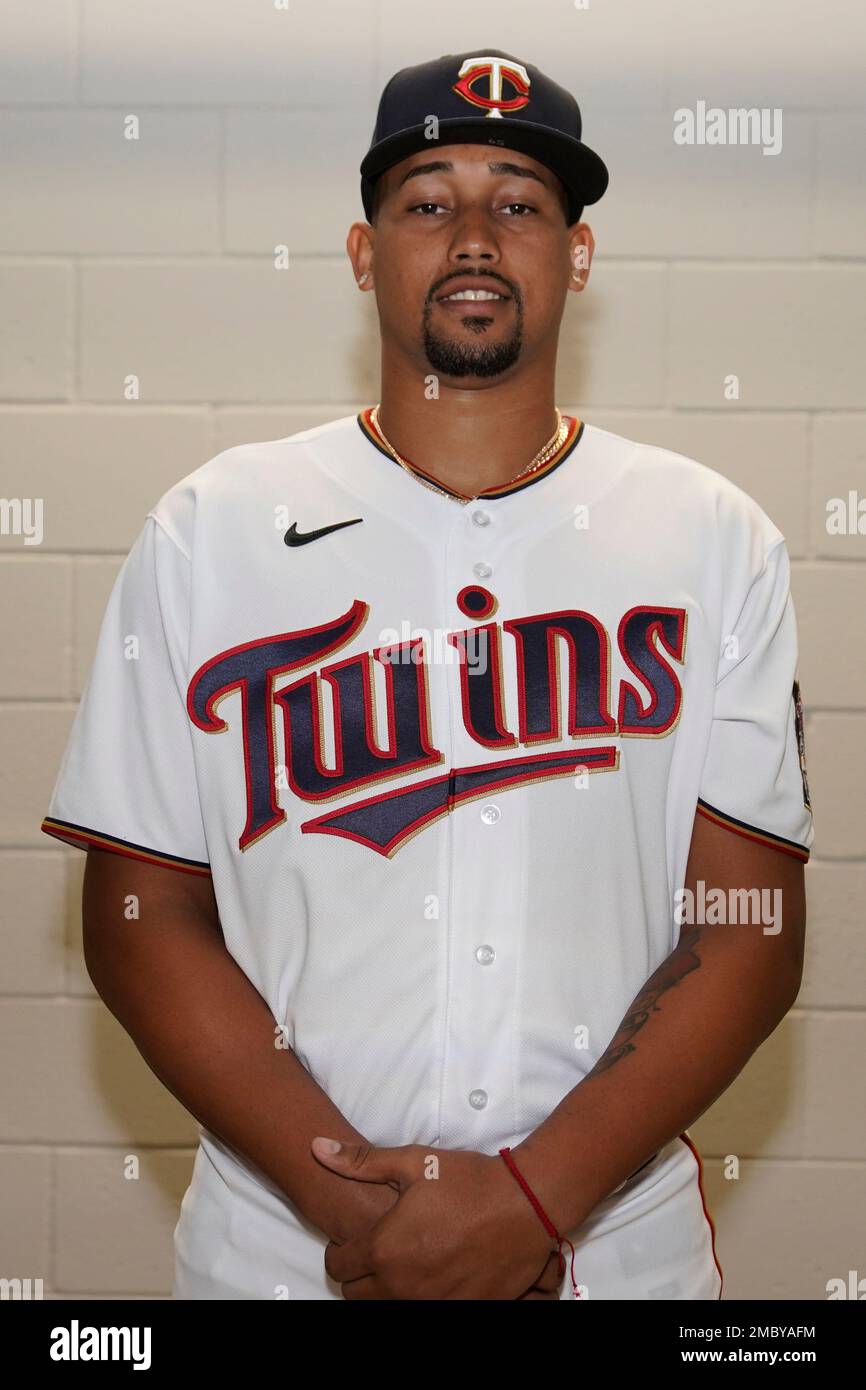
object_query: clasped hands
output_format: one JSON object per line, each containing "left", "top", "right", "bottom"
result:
{"left": 311, "top": 1136, "right": 567, "bottom": 1300}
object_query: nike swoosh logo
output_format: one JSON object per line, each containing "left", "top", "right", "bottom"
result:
{"left": 284, "top": 518, "right": 364, "bottom": 547}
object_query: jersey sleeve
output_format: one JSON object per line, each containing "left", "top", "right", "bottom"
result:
{"left": 41, "top": 514, "right": 210, "bottom": 877}
{"left": 697, "top": 537, "right": 814, "bottom": 862}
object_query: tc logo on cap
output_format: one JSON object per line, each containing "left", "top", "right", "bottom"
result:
{"left": 452, "top": 56, "right": 531, "bottom": 118}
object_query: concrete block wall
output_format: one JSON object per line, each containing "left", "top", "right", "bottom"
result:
{"left": 1, "top": 0, "right": 864, "bottom": 1299}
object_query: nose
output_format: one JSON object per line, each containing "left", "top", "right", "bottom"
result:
{"left": 447, "top": 205, "right": 501, "bottom": 264}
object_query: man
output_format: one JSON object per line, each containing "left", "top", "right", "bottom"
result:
{"left": 42, "top": 49, "right": 813, "bottom": 1300}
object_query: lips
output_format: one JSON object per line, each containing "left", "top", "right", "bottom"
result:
{"left": 435, "top": 277, "right": 511, "bottom": 304}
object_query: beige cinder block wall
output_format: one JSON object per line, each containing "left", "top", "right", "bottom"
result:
{"left": 1, "top": 0, "right": 864, "bottom": 1300}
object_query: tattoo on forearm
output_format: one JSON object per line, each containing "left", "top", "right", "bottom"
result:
{"left": 591, "top": 927, "right": 704, "bottom": 1075}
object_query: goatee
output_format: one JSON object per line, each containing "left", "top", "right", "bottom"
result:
{"left": 422, "top": 296, "right": 523, "bottom": 379}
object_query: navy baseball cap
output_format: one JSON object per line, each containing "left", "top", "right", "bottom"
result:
{"left": 360, "top": 49, "right": 608, "bottom": 226}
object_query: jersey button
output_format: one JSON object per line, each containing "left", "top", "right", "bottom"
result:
{"left": 475, "top": 944, "right": 495, "bottom": 965}
{"left": 473, "top": 561, "right": 492, "bottom": 579}
{"left": 469, "top": 1089, "right": 488, "bottom": 1110}
{"left": 471, "top": 508, "right": 491, "bottom": 527}
{"left": 480, "top": 803, "right": 500, "bottom": 825}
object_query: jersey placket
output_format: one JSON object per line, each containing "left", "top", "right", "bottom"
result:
{"left": 436, "top": 498, "right": 528, "bottom": 1152}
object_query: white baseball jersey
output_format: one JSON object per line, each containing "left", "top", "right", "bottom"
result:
{"left": 42, "top": 410, "right": 814, "bottom": 1300}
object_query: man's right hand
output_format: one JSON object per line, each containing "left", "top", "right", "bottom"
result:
{"left": 325, "top": 1161, "right": 566, "bottom": 1299}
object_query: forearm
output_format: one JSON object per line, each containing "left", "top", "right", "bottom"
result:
{"left": 512, "top": 920, "right": 801, "bottom": 1234}
{"left": 83, "top": 879, "right": 390, "bottom": 1243}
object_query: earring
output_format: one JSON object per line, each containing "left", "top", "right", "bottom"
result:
{"left": 358, "top": 272, "right": 369, "bottom": 285}
{"left": 571, "top": 271, "right": 583, "bottom": 283}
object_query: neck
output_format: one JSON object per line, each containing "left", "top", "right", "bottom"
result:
{"left": 376, "top": 356, "right": 561, "bottom": 496}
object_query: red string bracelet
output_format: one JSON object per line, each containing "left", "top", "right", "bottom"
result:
{"left": 499, "top": 1147, "right": 581, "bottom": 1299}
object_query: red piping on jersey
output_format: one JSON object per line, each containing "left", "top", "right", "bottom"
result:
{"left": 680, "top": 1131, "right": 724, "bottom": 1298}
{"left": 40, "top": 816, "right": 212, "bottom": 878}
{"left": 695, "top": 798, "right": 810, "bottom": 863}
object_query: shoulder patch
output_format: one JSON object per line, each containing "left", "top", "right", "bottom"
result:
{"left": 792, "top": 678, "right": 811, "bottom": 812}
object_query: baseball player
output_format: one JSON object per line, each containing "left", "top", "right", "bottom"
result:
{"left": 42, "top": 49, "right": 813, "bottom": 1300}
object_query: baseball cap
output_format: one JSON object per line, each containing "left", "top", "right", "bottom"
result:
{"left": 360, "top": 49, "right": 608, "bottom": 226}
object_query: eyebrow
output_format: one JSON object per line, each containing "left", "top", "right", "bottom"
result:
{"left": 397, "top": 159, "right": 550, "bottom": 191}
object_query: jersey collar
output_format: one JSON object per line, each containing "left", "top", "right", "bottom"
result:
{"left": 356, "top": 406, "right": 585, "bottom": 503}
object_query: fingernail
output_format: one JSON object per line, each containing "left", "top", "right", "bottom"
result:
{"left": 313, "top": 1137, "right": 342, "bottom": 1153}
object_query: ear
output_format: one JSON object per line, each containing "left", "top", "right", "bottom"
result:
{"left": 568, "top": 226, "right": 595, "bottom": 291}
{"left": 346, "top": 222, "right": 375, "bottom": 291}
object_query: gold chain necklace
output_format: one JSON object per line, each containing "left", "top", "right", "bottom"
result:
{"left": 369, "top": 404, "right": 568, "bottom": 504}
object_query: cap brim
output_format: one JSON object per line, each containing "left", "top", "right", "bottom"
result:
{"left": 360, "top": 117, "right": 609, "bottom": 210}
